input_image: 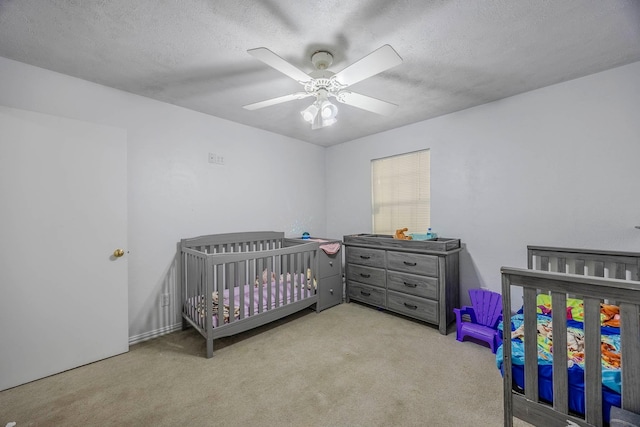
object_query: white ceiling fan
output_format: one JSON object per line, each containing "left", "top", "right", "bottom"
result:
{"left": 243, "top": 45, "right": 403, "bottom": 129}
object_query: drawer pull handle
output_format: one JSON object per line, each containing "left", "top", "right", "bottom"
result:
{"left": 403, "top": 282, "right": 417, "bottom": 288}
{"left": 360, "top": 290, "right": 371, "bottom": 296}
{"left": 403, "top": 261, "right": 417, "bottom": 266}
{"left": 360, "top": 273, "right": 371, "bottom": 278}
{"left": 404, "top": 302, "right": 418, "bottom": 310}
{"left": 360, "top": 255, "right": 371, "bottom": 259}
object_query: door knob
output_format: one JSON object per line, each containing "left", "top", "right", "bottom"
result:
{"left": 113, "top": 249, "right": 125, "bottom": 258}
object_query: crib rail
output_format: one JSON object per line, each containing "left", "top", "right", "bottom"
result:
{"left": 502, "top": 267, "right": 640, "bottom": 427}
{"left": 528, "top": 245, "right": 640, "bottom": 281}
{"left": 182, "top": 231, "right": 285, "bottom": 254}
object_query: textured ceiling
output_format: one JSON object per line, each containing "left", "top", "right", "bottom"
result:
{"left": 1, "top": 0, "right": 639, "bottom": 146}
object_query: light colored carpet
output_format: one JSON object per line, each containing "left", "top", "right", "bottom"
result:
{"left": 0, "top": 302, "right": 531, "bottom": 426}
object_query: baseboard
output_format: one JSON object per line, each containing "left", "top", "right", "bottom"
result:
{"left": 128, "top": 323, "right": 183, "bottom": 346}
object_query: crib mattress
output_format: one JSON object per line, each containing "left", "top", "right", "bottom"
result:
{"left": 187, "top": 276, "right": 314, "bottom": 328}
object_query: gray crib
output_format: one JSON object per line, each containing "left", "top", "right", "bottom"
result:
{"left": 180, "top": 231, "right": 320, "bottom": 358}
{"left": 501, "top": 245, "right": 640, "bottom": 426}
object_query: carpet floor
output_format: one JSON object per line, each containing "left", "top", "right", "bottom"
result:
{"left": 0, "top": 302, "right": 531, "bottom": 426}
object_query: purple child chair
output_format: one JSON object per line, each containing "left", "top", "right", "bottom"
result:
{"left": 453, "top": 289, "right": 503, "bottom": 353}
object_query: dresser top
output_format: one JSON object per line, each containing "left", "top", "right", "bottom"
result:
{"left": 343, "top": 234, "right": 462, "bottom": 255}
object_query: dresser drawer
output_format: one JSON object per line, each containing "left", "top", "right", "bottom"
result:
{"left": 346, "top": 264, "right": 385, "bottom": 288}
{"left": 348, "top": 282, "right": 386, "bottom": 307}
{"left": 387, "top": 251, "right": 438, "bottom": 277}
{"left": 347, "top": 247, "right": 385, "bottom": 267}
{"left": 387, "top": 291, "right": 438, "bottom": 323}
{"left": 319, "top": 250, "right": 341, "bottom": 278}
{"left": 317, "top": 274, "right": 343, "bottom": 311}
{"left": 387, "top": 271, "right": 438, "bottom": 300}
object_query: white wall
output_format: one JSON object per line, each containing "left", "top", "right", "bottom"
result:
{"left": 3, "top": 54, "right": 639, "bottom": 341}
{"left": 326, "top": 61, "right": 640, "bottom": 305}
{"left": 0, "top": 56, "right": 326, "bottom": 341}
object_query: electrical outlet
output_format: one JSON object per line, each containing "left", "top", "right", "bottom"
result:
{"left": 161, "top": 293, "right": 170, "bottom": 307}
{"left": 208, "top": 152, "right": 225, "bottom": 165}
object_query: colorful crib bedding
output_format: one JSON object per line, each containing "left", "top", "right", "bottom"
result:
{"left": 496, "top": 294, "right": 623, "bottom": 420}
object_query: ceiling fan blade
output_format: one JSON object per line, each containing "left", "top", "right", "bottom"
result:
{"left": 335, "top": 91, "right": 398, "bottom": 116}
{"left": 247, "top": 47, "right": 312, "bottom": 84}
{"left": 333, "top": 45, "right": 403, "bottom": 87}
{"left": 243, "top": 92, "right": 313, "bottom": 110}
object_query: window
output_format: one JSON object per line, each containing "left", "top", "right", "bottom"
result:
{"left": 371, "top": 149, "right": 430, "bottom": 235}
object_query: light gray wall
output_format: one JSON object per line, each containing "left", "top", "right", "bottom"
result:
{"left": 2, "top": 53, "right": 639, "bottom": 342}
{"left": 326, "top": 61, "right": 640, "bottom": 305}
{"left": 0, "top": 56, "right": 326, "bottom": 342}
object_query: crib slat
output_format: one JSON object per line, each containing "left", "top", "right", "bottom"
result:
{"left": 541, "top": 256, "right": 550, "bottom": 271}
{"left": 206, "top": 257, "right": 214, "bottom": 358}
{"left": 620, "top": 303, "right": 640, "bottom": 413}
{"left": 274, "top": 254, "right": 281, "bottom": 308}
{"left": 196, "top": 254, "right": 203, "bottom": 328}
{"left": 257, "top": 258, "right": 264, "bottom": 313}
{"left": 249, "top": 259, "right": 255, "bottom": 316}
{"left": 523, "top": 287, "right": 539, "bottom": 402}
{"left": 234, "top": 261, "right": 243, "bottom": 320}
{"left": 502, "top": 273, "right": 514, "bottom": 427}
{"left": 551, "top": 292, "right": 568, "bottom": 415}
{"left": 291, "top": 254, "right": 302, "bottom": 301}
{"left": 583, "top": 297, "right": 603, "bottom": 426}
{"left": 228, "top": 262, "right": 235, "bottom": 323}
{"left": 593, "top": 261, "right": 605, "bottom": 277}
{"left": 211, "top": 264, "right": 218, "bottom": 328}
{"left": 281, "top": 254, "right": 287, "bottom": 304}
{"left": 288, "top": 253, "right": 295, "bottom": 302}
{"left": 196, "top": 255, "right": 202, "bottom": 329}
{"left": 307, "top": 251, "right": 314, "bottom": 298}
{"left": 303, "top": 252, "right": 307, "bottom": 298}
{"left": 265, "top": 257, "right": 272, "bottom": 311}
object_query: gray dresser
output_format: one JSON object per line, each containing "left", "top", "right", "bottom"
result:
{"left": 343, "top": 234, "right": 461, "bottom": 334}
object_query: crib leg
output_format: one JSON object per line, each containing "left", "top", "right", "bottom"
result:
{"left": 206, "top": 339, "right": 214, "bottom": 359}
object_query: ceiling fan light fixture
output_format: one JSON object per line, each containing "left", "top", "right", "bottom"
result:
{"left": 320, "top": 100, "right": 338, "bottom": 120}
{"left": 301, "top": 103, "right": 319, "bottom": 123}
{"left": 301, "top": 98, "right": 337, "bottom": 128}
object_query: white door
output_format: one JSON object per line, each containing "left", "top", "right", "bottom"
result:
{"left": 0, "top": 106, "right": 128, "bottom": 391}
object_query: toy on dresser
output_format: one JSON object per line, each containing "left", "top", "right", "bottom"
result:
{"left": 394, "top": 227, "right": 413, "bottom": 240}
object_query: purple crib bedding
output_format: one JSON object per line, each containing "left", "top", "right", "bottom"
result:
{"left": 188, "top": 273, "right": 314, "bottom": 328}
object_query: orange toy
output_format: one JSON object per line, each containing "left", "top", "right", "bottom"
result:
{"left": 600, "top": 304, "right": 621, "bottom": 327}
{"left": 394, "top": 228, "right": 413, "bottom": 240}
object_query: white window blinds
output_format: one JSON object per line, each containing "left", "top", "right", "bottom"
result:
{"left": 371, "top": 149, "right": 430, "bottom": 235}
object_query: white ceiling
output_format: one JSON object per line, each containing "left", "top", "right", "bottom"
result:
{"left": 1, "top": 0, "right": 639, "bottom": 147}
